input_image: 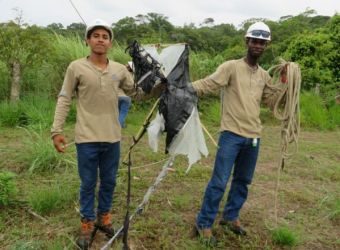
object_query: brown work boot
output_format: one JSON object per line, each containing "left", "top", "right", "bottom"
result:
{"left": 219, "top": 219, "right": 247, "bottom": 236}
{"left": 76, "top": 219, "right": 95, "bottom": 250}
{"left": 95, "top": 212, "right": 115, "bottom": 238}
{"left": 195, "top": 225, "right": 217, "bottom": 247}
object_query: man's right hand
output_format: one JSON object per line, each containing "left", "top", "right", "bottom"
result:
{"left": 52, "top": 134, "right": 67, "bottom": 153}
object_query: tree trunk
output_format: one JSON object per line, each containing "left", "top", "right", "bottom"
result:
{"left": 314, "top": 83, "right": 320, "bottom": 96}
{"left": 10, "top": 60, "right": 21, "bottom": 102}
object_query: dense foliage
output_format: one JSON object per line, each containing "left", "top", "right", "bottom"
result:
{"left": 0, "top": 9, "right": 338, "bottom": 128}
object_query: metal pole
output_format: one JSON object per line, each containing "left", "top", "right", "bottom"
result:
{"left": 100, "top": 157, "right": 174, "bottom": 250}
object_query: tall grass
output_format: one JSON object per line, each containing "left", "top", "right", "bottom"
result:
{"left": 0, "top": 171, "right": 17, "bottom": 206}
{"left": 0, "top": 102, "right": 25, "bottom": 127}
{"left": 300, "top": 92, "right": 338, "bottom": 130}
{"left": 0, "top": 61, "right": 9, "bottom": 101}
{"left": 109, "top": 40, "right": 131, "bottom": 64}
{"left": 197, "top": 96, "right": 221, "bottom": 125}
{"left": 189, "top": 52, "right": 225, "bottom": 81}
{"left": 28, "top": 182, "right": 77, "bottom": 214}
{"left": 53, "top": 35, "right": 89, "bottom": 62}
{"left": 0, "top": 97, "right": 76, "bottom": 129}
{"left": 329, "top": 102, "right": 340, "bottom": 128}
{"left": 20, "top": 126, "right": 75, "bottom": 173}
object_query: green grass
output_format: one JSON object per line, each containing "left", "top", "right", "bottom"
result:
{"left": 327, "top": 197, "right": 340, "bottom": 221}
{"left": 20, "top": 126, "right": 75, "bottom": 173}
{"left": 28, "top": 182, "right": 77, "bottom": 215}
{"left": 0, "top": 98, "right": 339, "bottom": 249}
{"left": 270, "top": 226, "right": 299, "bottom": 246}
{"left": 300, "top": 92, "right": 336, "bottom": 130}
{"left": 9, "top": 240, "right": 44, "bottom": 250}
{"left": 0, "top": 101, "right": 24, "bottom": 127}
{"left": 0, "top": 171, "right": 17, "bottom": 206}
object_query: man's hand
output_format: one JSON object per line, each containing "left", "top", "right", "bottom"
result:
{"left": 52, "top": 134, "right": 67, "bottom": 153}
{"left": 280, "top": 63, "right": 289, "bottom": 84}
{"left": 126, "top": 62, "right": 133, "bottom": 73}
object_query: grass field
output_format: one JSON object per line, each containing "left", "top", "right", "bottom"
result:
{"left": 0, "top": 106, "right": 339, "bottom": 249}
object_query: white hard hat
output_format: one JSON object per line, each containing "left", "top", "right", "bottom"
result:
{"left": 85, "top": 19, "right": 113, "bottom": 41}
{"left": 245, "top": 22, "right": 271, "bottom": 41}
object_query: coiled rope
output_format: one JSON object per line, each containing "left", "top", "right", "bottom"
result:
{"left": 268, "top": 59, "right": 302, "bottom": 224}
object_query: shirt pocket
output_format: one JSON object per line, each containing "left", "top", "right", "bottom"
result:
{"left": 105, "top": 74, "right": 120, "bottom": 93}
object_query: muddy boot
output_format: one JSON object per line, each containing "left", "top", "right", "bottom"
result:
{"left": 76, "top": 219, "right": 96, "bottom": 250}
{"left": 95, "top": 212, "right": 115, "bottom": 238}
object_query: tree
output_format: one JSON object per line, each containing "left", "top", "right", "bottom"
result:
{"left": 200, "top": 18, "right": 214, "bottom": 27}
{"left": 135, "top": 14, "right": 148, "bottom": 25}
{"left": 146, "top": 13, "right": 174, "bottom": 43}
{"left": 66, "top": 22, "right": 86, "bottom": 37}
{"left": 284, "top": 32, "right": 334, "bottom": 90}
{"left": 327, "top": 14, "right": 340, "bottom": 82}
{"left": 0, "top": 20, "right": 53, "bottom": 101}
{"left": 47, "top": 23, "right": 64, "bottom": 30}
{"left": 112, "top": 17, "right": 139, "bottom": 44}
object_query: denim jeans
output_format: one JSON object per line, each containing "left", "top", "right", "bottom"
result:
{"left": 118, "top": 96, "right": 132, "bottom": 128}
{"left": 196, "top": 131, "right": 260, "bottom": 229}
{"left": 76, "top": 142, "right": 120, "bottom": 220}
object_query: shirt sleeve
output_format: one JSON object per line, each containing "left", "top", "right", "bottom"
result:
{"left": 119, "top": 67, "right": 148, "bottom": 101}
{"left": 119, "top": 67, "right": 164, "bottom": 101}
{"left": 191, "top": 61, "right": 233, "bottom": 96}
{"left": 50, "top": 65, "right": 78, "bottom": 137}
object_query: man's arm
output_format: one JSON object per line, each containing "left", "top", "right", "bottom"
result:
{"left": 51, "top": 65, "right": 78, "bottom": 152}
{"left": 191, "top": 61, "right": 232, "bottom": 96}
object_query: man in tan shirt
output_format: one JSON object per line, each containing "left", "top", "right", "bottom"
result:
{"left": 51, "top": 19, "right": 139, "bottom": 250}
{"left": 193, "top": 22, "right": 286, "bottom": 245}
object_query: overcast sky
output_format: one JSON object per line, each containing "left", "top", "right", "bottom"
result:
{"left": 1, "top": 0, "right": 339, "bottom": 28}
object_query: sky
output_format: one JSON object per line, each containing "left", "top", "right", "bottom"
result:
{"left": 1, "top": 0, "right": 339, "bottom": 28}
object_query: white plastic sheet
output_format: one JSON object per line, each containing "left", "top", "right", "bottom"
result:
{"left": 147, "top": 107, "right": 208, "bottom": 173}
{"left": 144, "top": 43, "right": 209, "bottom": 172}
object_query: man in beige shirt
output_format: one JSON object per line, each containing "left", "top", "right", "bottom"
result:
{"left": 51, "top": 19, "right": 138, "bottom": 250}
{"left": 193, "top": 22, "right": 286, "bottom": 246}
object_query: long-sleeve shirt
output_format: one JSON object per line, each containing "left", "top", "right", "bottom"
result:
{"left": 192, "top": 58, "right": 285, "bottom": 138}
{"left": 51, "top": 57, "right": 139, "bottom": 143}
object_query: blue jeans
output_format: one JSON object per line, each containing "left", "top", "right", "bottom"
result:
{"left": 76, "top": 142, "right": 120, "bottom": 220}
{"left": 118, "top": 96, "right": 131, "bottom": 128}
{"left": 196, "top": 131, "right": 260, "bottom": 229}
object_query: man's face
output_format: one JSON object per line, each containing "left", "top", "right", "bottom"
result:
{"left": 86, "top": 28, "right": 112, "bottom": 55}
{"left": 246, "top": 38, "right": 267, "bottom": 58}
